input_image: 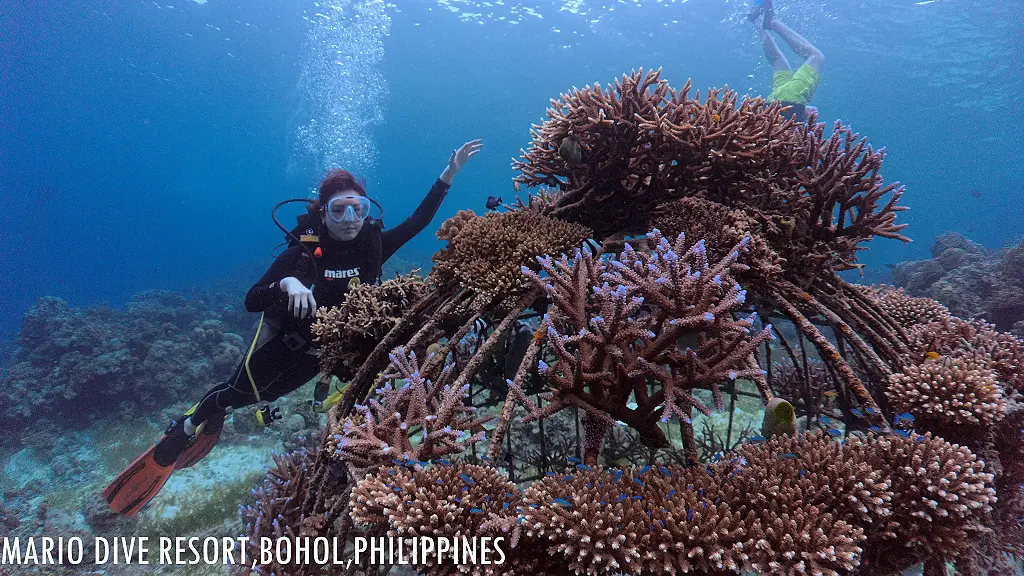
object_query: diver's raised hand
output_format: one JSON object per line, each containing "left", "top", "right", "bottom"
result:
{"left": 279, "top": 277, "right": 317, "bottom": 319}
{"left": 440, "top": 139, "right": 483, "bottom": 184}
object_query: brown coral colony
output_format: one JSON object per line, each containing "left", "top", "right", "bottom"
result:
{"left": 239, "top": 69, "right": 1024, "bottom": 576}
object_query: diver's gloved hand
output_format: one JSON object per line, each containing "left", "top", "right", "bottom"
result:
{"left": 439, "top": 139, "right": 484, "bottom": 184}
{"left": 279, "top": 277, "right": 317, "bottom": 319}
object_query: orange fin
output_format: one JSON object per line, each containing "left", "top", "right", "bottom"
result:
{"left": 176, "top": 413, "right": 226, "bottom": 469}
{"left": 103, "top": 445, "right": 175, "bottom": 517}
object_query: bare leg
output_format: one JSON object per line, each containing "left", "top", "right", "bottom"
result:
{"left": 767, "top": 18, "right": 825, "bottom": 73}
{"left": 759, "top": 24, "right": 791, "bottom": 72}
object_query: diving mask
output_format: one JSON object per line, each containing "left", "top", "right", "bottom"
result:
{"left": 326, "top": 195, "right": 371, "bottom": 223}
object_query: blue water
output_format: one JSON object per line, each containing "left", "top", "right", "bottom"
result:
{"left": 2, "top": 0, "right": 1022, "bottom": 341}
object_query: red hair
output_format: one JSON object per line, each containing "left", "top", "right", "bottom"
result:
{"left": 308, "top": 169, "right": 367, "bottom": 212}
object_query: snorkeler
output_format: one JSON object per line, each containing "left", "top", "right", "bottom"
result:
{"left": 103, "top": 139, "right": 484, "bottom": 517}
{"left": 748, "top": 0, "right": 824, "bottom": 122}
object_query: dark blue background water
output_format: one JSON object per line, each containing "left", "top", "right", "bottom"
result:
{"left": 2, "top": 0, "right": 1022, "bottom": 342}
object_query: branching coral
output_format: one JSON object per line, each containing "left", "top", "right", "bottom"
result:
{"left": 350, "top": 432, "right": 994, "bottom": 576}
{"left": 239, "top": 446, "right": 317, "bottom": 576}
{"left": 431, "top": 209, "right": 592, "bottom": 299}
{"left": 509, "top": 68, "right": 909, "bottom": 428}
{"left": 312, "top": 271, "right": 428, "bottom": 376}
{"left": 513, "top": 230, "right": 772, "bottom": 463}
{"left": 887, "top": 356, "right": 1006, "bottom": 429}
{"left": 436, "top": 209, "right": 480, "bottom": 242}
{"left": 328, "top": 346, "right": 491, "bottom": 470}
{"left": 240, "top": 70, "right": 1024, "bottom": 575}
{"left": 858, "top": 285, "right": 953, "bottom": 329}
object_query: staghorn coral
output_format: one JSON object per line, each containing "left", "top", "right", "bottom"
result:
{"left": 327, "top": 346, "right": 491, "bottom": 470}
{"left": 769, "top": 357, "right": 836, "bottom": 420}
{"left": 512, "top": 69, "right": 908, "bottom": 278}
{"left": 431, "top": 209, "right": 591, "bottom": 298}
{"left": 312, "top": 271, "right": 428, "bottom": 376}
{"left": 508, "top": 69, "right": 910, "bottom": 429}
{"left": 515, "top": 230, "right": 773, "bottom": 462}
{"left": 239, "top": 445, "right": 318, "bottom": 576}
{"left": 887, "top": 356, "right": 1007, "bottom": 429}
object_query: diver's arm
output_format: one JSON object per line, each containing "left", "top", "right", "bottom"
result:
{"left": 380, "top": 179, "right": 450, "bottom": 261}
{"left": 380, "top": 139, "right": 483, "bottom": 261}
{"left": 244, "top": 246, "right": 304, "bottom": 312}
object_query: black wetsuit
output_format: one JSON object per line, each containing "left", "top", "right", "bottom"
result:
{"left": 188, "top": 179, "right": 450, "bottom": 425}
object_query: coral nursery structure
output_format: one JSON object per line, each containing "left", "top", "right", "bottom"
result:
{"left": 238, "top": 70, "right": 1024, "bottom": 576}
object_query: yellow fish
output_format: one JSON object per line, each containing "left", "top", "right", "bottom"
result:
{"left": 761, "top": 398, "right": 797, "bottom": 438}
{"left": 925, "top": 351, "right": 941, "bottom": 360}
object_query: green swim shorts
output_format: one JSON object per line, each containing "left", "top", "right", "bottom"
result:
{"left": 767, "top": 63, "right": 821, "bottom": 106}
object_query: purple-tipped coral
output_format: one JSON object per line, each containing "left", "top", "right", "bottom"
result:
{"left": 512, "top": 230, "right": 772, "bottom": 464}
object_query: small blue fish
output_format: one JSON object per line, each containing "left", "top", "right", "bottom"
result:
{"left": 502, "top": 502, "right": 509, "bottom": 510}
{"left": 438, "top": 459, "right": 451, "bottom": 466}
{"left": 480, "top": 455, "right": 492, "bottom": 462}
{"left": 750, "top": 435, "right": 767, "bottom": 443}
{"left": 898, "top": 412, "right": 915, "bottom": 422}
{"left": 577, "top": 464, "right": 593, "bottom": 471}
{"left": 658, "top": 519, "right": 666, "bottom": 528}
{"left": 393, "top": 487, "right": 402, "bottom": 492}
{"left": 687, "top": 509, "right": 694, "bottom": 521}
{"left": 633, "top": 477, "right": 645, "bottom": 486}
{"left": 819, "top": 416, "right": 835, "bottom": 427}
{"left": 567, "top": 457, "right": 582, "bottom": 464}
{"left": 617, "top": 494, "right": 628, "bottom": 502}
{"left": 632, "top": 495, "right": 643, "bottom": 500}
{"left": 459, "top": 473, "right": 476, "bottom": 484}
{"left": 658, "top": 466, "right": 671, "bottom": 476}
{"left": 470, "top": 508, "right": 484, "bottom": 514}
{"left": 894, "top": 430, "right": 911, "bottom": 438}
{"left": 563, "top": 475, "right": 574, "bottom": 481}
{"left": 667, "top": 490, "right": 676, "bottom": 498}
{"left": 827, "top": 428, "right": 843, "bottom": 438}
{"left": 553, "top": 498, "right": 573, "bottom": 508}
{"left": 546, "top": 471, "right": 557, "bottom": 476}
{"left": 865, "top": 406, "right": 878, "bottom": 415}
{"left": 869, "top": 426, "right": 882, "bottom": 433}
{"left": 799, "top": 469, "right": 807, "bottom": 477}
{"left": 915, "top": 435, "right": 927, "bottom": 442}
{"left": 639, "top": 465, "right": 652, "bottom": 475}
{"left": 778, "top": 453, "right": 799, "bottom": 459}
{"left": 851, "top": 408, "right": 865, "bottom": 418}
{"left": 436, "top": 479, "right": 444, "bottom": 484}
{"left": 612, "top": 470, "right": 623, "bottom": 484}
{"left": 455, "top": 497, "right": 462, "bottom": 503}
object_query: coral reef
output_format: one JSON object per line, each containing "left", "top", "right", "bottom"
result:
{"left": 351, "top": 432, "right": 994, "bottom": 576}
{"left": 233, "top": 71, "right": 1022, "bottom": 576}
{"left": 0, "top": 290, "right": 251, "bottom": 430}
{"left": 313, "top": 271, "right": 430, "bottom": 377}
{"left": 431, "top": 209, "right": 591, "bottom": 300}
{"left": 892, "top": 232, "right": 1024, "bottom": 334}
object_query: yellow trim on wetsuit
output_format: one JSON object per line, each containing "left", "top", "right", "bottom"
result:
{"left": 244, "top": 312, "right": 266, "bottom": 403}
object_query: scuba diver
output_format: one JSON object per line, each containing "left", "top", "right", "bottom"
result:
{"left": 748, "top": 0, "right": 824, "bottom": 123}
{"left": 103, "top": 139, "right": 484, "bottom": 517}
